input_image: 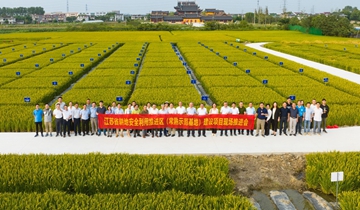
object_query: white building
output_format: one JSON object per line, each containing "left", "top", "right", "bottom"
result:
{"left": 0, "top": 17, "right": 16, "bottom": 24}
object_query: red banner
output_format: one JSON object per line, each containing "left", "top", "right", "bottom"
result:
{"left": 98, "top": 114, "right": 255, "bottom": 130}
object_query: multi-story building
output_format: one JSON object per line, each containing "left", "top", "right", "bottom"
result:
{"left": 0, "top": 16, "right": 16, "bottom": 24}
{"left": 150, "top": 1, "right": 232, "bottom": 24}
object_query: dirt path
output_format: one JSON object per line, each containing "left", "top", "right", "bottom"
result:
{"left": 226, "top": 154, "right": 306, "bottom": 196}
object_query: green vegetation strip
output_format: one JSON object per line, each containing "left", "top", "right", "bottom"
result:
{"left": 0, "top": 154, "right": 234, "bottom": 196}
{"left": 0, "top": 190, "right": 254, "bottom": 210}
{"left": 305, "top": 152, "right": 360, "bottom": 195}
{"left": 339, "top": 191, "right": 360, "bottom": 210}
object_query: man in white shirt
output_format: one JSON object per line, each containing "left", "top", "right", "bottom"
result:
{"left": 310, "top": 99, "right": 317, "bottom": 129}
{"left": 246, "top": 102, "right": 256, "bottom": 136}
{"left": 149, "top": 104, "right": 159, "bottom": 138}
{"left": 168, "top": 103, "right": 177, "bottom": 137}
{"left": 176, "top": 101, "right": 186, "bottom": 137}
{"left": 230, "top": 102, "right": 239, "bottom": 136}
{"left": 53, "top": 103, "right": 63, "bottom": 137}
{"left": 313, "top": 102, "right": 323, "bottom": 135}
{"left": 158, "top": 104, "right": 169, "bottom": 137}
{"left": 197, "top": 103, "right": 208, "bottom": 137}
{"left": 186, "top": 102, "right": 197, "bottom": 137}
{"left": 72, "top": 103, "right": 82, "bottom": 136}
{"left": 62, "top": 105, "right": 72, "bottom": 138}
{"left": 57, "top": 97, "right": 65, "bottom": 110}
{"left": 220, "top": 101, "right": 231, "bottom": 136}
{"left": 68, "top": 101, "right": 75, "bottom": 134}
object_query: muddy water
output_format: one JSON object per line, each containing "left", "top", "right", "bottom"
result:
{"left": 252, "top": 191, "right": 276, "bottom": 210}
{"left": 284, "top": 189, "right": 315, "bottom": 210}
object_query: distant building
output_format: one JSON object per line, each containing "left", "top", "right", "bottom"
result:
{"left": 0, "top": 16, "right": 16, "bottom": 24}
{"left": 32, "top": 13, "right": 66, "bottom": 23}
{"left": 150, "top": 1, "right": 232, "bottom": 24}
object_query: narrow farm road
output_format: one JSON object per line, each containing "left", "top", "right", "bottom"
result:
{"left": 246, "top": 42, "right": 360, "bottom": 85}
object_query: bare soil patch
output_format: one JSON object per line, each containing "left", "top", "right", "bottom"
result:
{"left": 225, "top": 154, "right": 307, "bottom": 196}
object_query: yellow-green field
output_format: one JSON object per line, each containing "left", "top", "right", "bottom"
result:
{"left": 1, "top": 31, "right": 360, "bottom": 131}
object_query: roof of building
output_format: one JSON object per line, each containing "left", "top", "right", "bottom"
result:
{"left": 163, "top": 16, "right": 183, "bottom": 21}
{"left": 175, "top": 5, "right": 201, "bottom": 12}
{"left": 183, "top": 14, "right": 201, "bottom": 18}
{"left": 150, "top": 15, "right": 164, "bottom": 19}
{"left": 201, "top": 16, "right": 233, "bottom": 21}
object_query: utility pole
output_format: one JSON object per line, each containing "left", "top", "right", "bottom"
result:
{"left": 67, "top": 0, "right": 69, "bottom": 13}
{"left": 257, "top": 0, "right": 260, "bottom": 24}
{"left": 86, "top": 4, "right": 88, "bottom": 13}
{"left": 283, "top": 0, "right": 287, "bottom": 17}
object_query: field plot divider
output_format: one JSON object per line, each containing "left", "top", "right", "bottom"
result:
{"left": 174, "top": 44, "right": 213, "bottom": 106}
{"left": 127, "top": 43, "right": 149, "bottom": 102}
{"left": 48, "top": 43, "right": 123, "bottom": 106}
{"left": 0, "top": 43, "right": 70, "bottom": 70}
{"left": 0, "top": 44, "right": 72, "bottom": 87}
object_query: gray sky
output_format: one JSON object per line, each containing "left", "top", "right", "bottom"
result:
{"left": 2, "top": 0, "right": 359, "bottom": 14}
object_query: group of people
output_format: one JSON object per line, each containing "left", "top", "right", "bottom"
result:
{"left": 32, "top": 97, "right": 330, "bottom": 138}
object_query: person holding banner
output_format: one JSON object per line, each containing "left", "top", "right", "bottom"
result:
{"left": 230, "top": 102, "right": 239, "bottom": 136}
{"left": 186, "top": 102, "right": 197, "bottom": 137}
{"left": 132, "top": 104, "right": 141, "bottom": 138}
{"left": 238, "top": 101, "right": 246, "bottom": 135}
{"left": 124, "top": 104, "right": 132, "bottom": 137}
{"left": 149, "top": 104, "right": 159, "bottom": 138}
{"left": 168, "top": 103, "right": 177, "bottom": 137}
{"left": 255, "top": 102, "right": 268, "bottom": 137}
{"left": 96, "top": 101, "right": 107, "bottom": 136}
{"left": 176, "top": 101, "right": 186, "bottom": 137}
{"left": 220, "top": 102, "right": 231, "bottom": 136}
{"left": 209, "top": 103, "right": 219, "bottom": 136}
{"left": 105, "top": 106, "right": 113, "bottom": 137}
{"left": 140, "top": 105, "right": 149, "bottom": 138}
{"left": 115, "top": 103, "right": 124, "bottom": 138}
{"left": 246, "top": 103, "right": 256, "bottom": 136}
{"left": 158, "top": 104, "right": 169, "bottom": 137}
{"left": 197, "top": 103, "right": 207, "bottom": 137}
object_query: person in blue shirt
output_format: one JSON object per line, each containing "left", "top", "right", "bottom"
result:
{"left": 33, "top": 104, "right": 44, "bottom": 137}
{"left": 296, "top": 100, "right": 305, "bottom": 135}
{"left": 255, "top": 102, "right": 268, "bottom": 137}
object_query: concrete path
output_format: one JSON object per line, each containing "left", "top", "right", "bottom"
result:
{"left": 0, "top": 127, "right": 359, "bottom": 154}
{"left": 246, "top": 43, "right": 360, "bottom": 85}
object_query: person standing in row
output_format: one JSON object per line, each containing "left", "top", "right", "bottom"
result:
{"left": 310, "top": 99, "right": 317, "bottom": 129}
{"left": 303, "top": 102, "right": 313, "bottom": 135}
{"left": 68, "top": 102, "right": 75, "bottom": 132}
{"left": 72, "top": 103, "right": 81, "bottom": 136}
{"left": 265, "top": 104, "right": 272, "bottom": 136}
{"left": 230, "top": 102, "right": 239, "bottom": 136}
{"left": 149, "top": 104, "right": 159, "bottom": 138}
{"left": 57, "top": 97, "right": 65, "bottom": 110}
{"left": 296, "top": 101, "right": 305, "bottom": 135}
{"left": 80, "top": 104, "right": 90, "bottom": 136}
{"left": 33, "top": 104, "right": 44, "bottom": 137}
{"left": 53, "top": 103, "right": 63, "bottom": 137}
{"left": 105, "top": 106, "right": 113, "bottom": 137}
{"left": 124, "top": 104, "right": 132, "bottom": 137}
{"left": 140, "top": 105, "right": 149, "bottom": 138}
{"left": 90, "top": 102, "right": 97, "bottom": 136}
{"left": 132, "top": 104, "right": 141, "bottom": 138}
{"left": 158, "top": 104, "right": 169, "bottom": 137}
{"left": 176, "top": 101, "right": 186, "bottom": 137}
{"left": 238, "top": 101, "right": 246, "bottom": 135}
{"left": 246, "top": 102, "right": 255, "bottom": 136}
{"left": 86, "top": 99, "right": 91, "bottom": 110}
{"left": 43, "top": 103, "right": 52, "bottom": 137}
{"left": 197, "top": 103, "right": 207, "bottom": 137}
{"left": 320, "top": 99, "right": 329, "bottom": 133}
{"left": 186, "top": 102, "right": 197, "bottom": 137}
{"left": 220, "top": 101, "right": 231, "bottom": 136}
{"left": 209, "top": 103, "right": 219, "bottom": 136}
{"left": 167, "top": 103, "right": 177, "bottom": 137}
{"left": 96, "top": 101, "right": 106, "bottom": 136}
{"left": 313, "top": 102, "right": 323, "bottom": 135}
{"left": 115, "top": 103, "right": 124, "bottom": 138}
{"left": 62, "top": 105, "right": 72, "bottom": 138}
{"left": 279, "top": 102, "right": 289, "bottom": 136}
{"left": 255, "top": 102, "right": 267, "bottom": 137}
{"left": 289, "top": 103, "right": 299, "bottom": 136}
{"left": 270, "top": 102, "right": 280, "bottom": 136}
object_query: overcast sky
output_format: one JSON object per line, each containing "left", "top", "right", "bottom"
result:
{"left": 2, "top": 0, "right": 359, "bottom": 14}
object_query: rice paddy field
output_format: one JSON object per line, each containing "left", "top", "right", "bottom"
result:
{"left": 1, "top": 31, "right": 360, "bottom": 132}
